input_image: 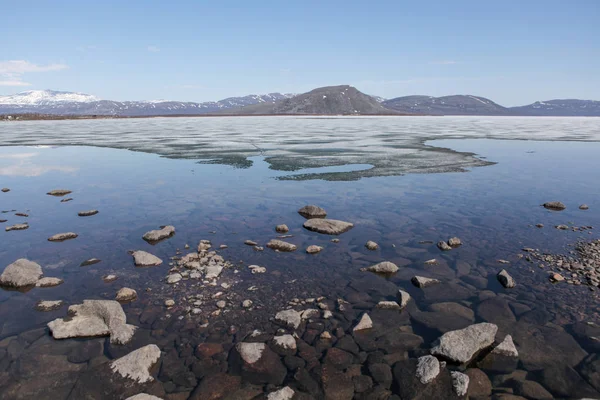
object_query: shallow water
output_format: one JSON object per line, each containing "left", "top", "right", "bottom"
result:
{"left": 1, "top": 118, "right": 600, "bottom": 399}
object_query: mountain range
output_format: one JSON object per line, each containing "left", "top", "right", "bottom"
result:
{"left": 1, "top": 87, "right": 599, "bottom": 117}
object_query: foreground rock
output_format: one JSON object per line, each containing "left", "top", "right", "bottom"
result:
{"left": 416, "top": 355, "right": 440, "bottom": 384}
{"left": 497, "top": 269, "right": 516, "bottom": 288}
{"left": 116, "top": 287, "right": 138, "bottom": 302}
{"left": 492, "top": 334, "right": 518, "bottom": 357}
{"left": 451, "top": 371, "right": 469, "bottom": 396}
{"left": 362, "top": 261, "right": 398, "bottom": 274}
{"left": 111, "top": 344, "right": 161, "bottom": 383}
{"left": 132, "top": 250, "right": 163, "bottom": 266}
{"left": 266, "top": 239, "right": 297, "bottom": 252}
{"left": 47, "top": 189, "right": 72, "bottom": 196}
{"left": 411, "top": 275, "right": 440, "bottom": 288}
{"left": 5, "top": 222, "right": 28, "bottom": 231}
{"left": 0, "top": 258, "right": 43, "bottom": 288}
{"left": 353, "top": 313, "right": 373, "bottom": 331}
{"left": 229, "top": 342, "right": 286, "bottom": 385}
{"left": 142, "top": 225, "right": 175, "bottom": 242}
{"left": 48, "top": 232, "right": 78, "bottom": 242}
{"left": 274, "top": 309, "right": 301, "bottom": 329}
{"left": 78, "top": 209, "right": 99, "bottom": 217}
{"left": 303, "top": 218, "right": 354, "bottom": 235}
{"left": 543, "top": 201, "right": 566, "bottom": 210}
{"left": 580, "top": 204, "right": 589, "bottom": 210}
{"left": 431, "top": 323, "right": 498, "bottom": 363}
{"left": 298, "top": 205, "right": 327, "bottom": 219}
{"left": 267, "top": 387, "right": 294, "bottom": 400}
{"left": 48, "top": 299, "right": 137, "bottom": 344}
{"left": 36, "top": 277, "right": 64, "bottom": 287}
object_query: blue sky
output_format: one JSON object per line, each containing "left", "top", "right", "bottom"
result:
{"left": 1, "top": 0, "right": 598, "bottom": 105}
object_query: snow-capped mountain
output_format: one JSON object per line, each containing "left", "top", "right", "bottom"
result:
{"left": 509, "top": 99, "right": 600, "bottom": 116}
{"left": 0, "top": 90, "right": 295, "bottom": 116}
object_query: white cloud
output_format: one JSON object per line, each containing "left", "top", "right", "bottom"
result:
{"left": 0, "top": 60, "right": 69, "bottom": 87}
{"left": 147, "top": 45, "right": 160, "bottom": 52}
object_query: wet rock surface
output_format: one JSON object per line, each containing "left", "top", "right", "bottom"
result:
{"left": 78, "top": 209, "right": 99, "bottom": 217}
{"left": 143, "top": 225, "right": 175, "bottom": 243}
{"left": 0, "top": 259, "right": 43, "bottom": 288}
{"left": 298, "top": 205, "right": 327, "bottom": 219}
{"left": 48, "top": 232, "right": 78, "bottom": 242}
{"left": 132, "top": 250, "right": 163, "bottom": 266}
{"left": 303, "top": 218, "right": 354, "bottom": 235}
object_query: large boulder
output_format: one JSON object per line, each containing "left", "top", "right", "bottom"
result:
{"left": 0, "top": 258, "right": 43, "bottom": 288}
{"left": 303, "top": 218, "right": 354, "bottom": 235}
{"left": 430, "top": 323, "right": 498, "bottom": 364}
{"left": 229, "top": 342, "right": 286, "bottom": 385}
{"left": 298, "top": 205, "right": 327, "bottom": 219}
{"left": 142, "top": 225, "right": 175, "bottom": 243}
{"left": 48, "top": 300, "right": 137, "bottom": 344}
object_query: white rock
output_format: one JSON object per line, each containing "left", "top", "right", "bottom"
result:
{"left": 78, "top": 209, "right": 99, "bottom": 217}
{"left": 0, "top": 259, "right": 43, "bottom": 288}
{"left": 205, "top": 265, "right": 223, "bottom": 280}
{"left": 164, "top": 299, "right": 175, "bottom": 307}
{"left": 273, "top": 334, "right": 297, "bottom": 351}
{"left": 451, "top": 371, "right": 469, "bottom": 396}
{"left": 36, "top": 300, "right": 64, "bottom": 311}
{"left": 266, "top": 239, "right": 297, "bottom": 252}
{"left": 166, "top": 273, "right": 182, "bottom": 284}
{"left": 48, "top": 299, "right": 137, "bottom": 344}
{"left": 116, "top": 287, "right": 137, "bottom": 301}
{"left": 5, "top": 223, "right": 29, "bottom": 231}
{"left": 242, "top": 300, "right": 253, "bottom": 308}
{"left": 411, "top": 276, "right": 440, "bottom": 288}
{"left": 492, "top": 334, "right": 518, "bottom": 357}
{"left": 300, "top": 309, "right": 320, "bottom": 319}
{"left": 397, "top": 289, "right": 411, "bottom": 308}
{"left": 126, "top": 394, "right": 163, "bottom": 400}
{"left": 365, "top": 241, "right": 379, "bottom": 250}
{"left": 306, "top": 245, "right": 323, "bottom": 254}
{"left": 431, "top": 323, "right": 498, "bottom": 363}
{"left": 142, "top": 225, "right": 175, "bottom": 242}
{"left": 267, "top": 387, "right": 295, "bottom": 400}
{"left": 132, "top": 251, "right": 163, "bottom": 267}
{"left": 110, "top": 344, "right": 161, "bottom": 383}
{"left": 36, "top": 277, "right": 64, "bottom": 287}
{"left": 236, "top": 342, "right": 265, "bottom": 364}
{"left": 249, "top": 265, "right": 266, "bottom": 274}
{"left": 275, "top": 309, "right": 302, "bottom": 329}
{"left": 497, "top": 269, "right": 516, "bottom": 288}
{"left": 323, "top": 310, "right": 333, "bottom": 319}
{"left": 47, "top": 189, "right": 72, "bottom": 196}
{"left": 416, "top": 355, "right": 440, "bottom": 384}
{"left": 353, "top": 313, "right": 373, "bottom": 332}
{"left": 303, "top": 218, "right": 354, "bottom": 235}
{"left": 376, "top": 301, "right": 401, "bottom": 310}
{"left": 103, "top": 274, "right": 118, "bottom": 282}
{"left": 363, "top": 261, "right": 398, "bottom": 274}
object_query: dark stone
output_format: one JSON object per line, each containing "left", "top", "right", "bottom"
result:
{"left": 367, "top": 351, "right": 385, "bottom": 365}
{"left": 392, "top": 358, "right": 460, "bottom": 400}
{"left": 191, "top": 358, "right": 222, "bottom": 379}
{"left": 320, "top": 364, "right": 354, "bottom": 400}
{"left": 223, "top": 384, "right": 264, "bottom": 400}
{"left": 159, "top": 350, "right": 197, "bottom": 388}
{"left": 324, "top": 347, "right": 354, "bottom": 370}
{"left": 570, "top": 321, "right": 600, "bottom": 352}
{"left": 189, "top": 373, "right": 241, "bottom": 400}
{"left": 508, "top": 379, "right": 553, "bottom": 400}
{"left": 336, "top": 335, "right": 360, "bottom": 355}
{"left": 410, "top": 310, "right": 473, "bottom": 335}
{"left": 368, "top": 363, "right": 393, "bottom": 389}
{"left": 530, "top": 365, "right": 600, "bottom": 399}
{"left": 297, "top": 340, "right": 320, "bottom": 370}
{"left": 228, "top": 343, "right": 287, "bottom": 385}
{"left": 462, "top": 275, "right": 488, "bottom": 289}
{"left": 353, "top": 375, "right": 374, "bottom": 393}
{"left": 476, "top": 298, "right": 516, "bottom": 327}
{"left": 422, "top": 282, "right": 472, "bottom": 302}
{"left": 284, "top": 355, "right": 306, "bottom": 371}
{"left": 518, "top": 308, "right": 551, "bottom": 325}
{"left": 67, "top": 339, "right": 104, "bottom": 363}
{"left": 465, "top": 368, "right": 492, "bottom": 398}
{"left": 579, "top": 353, "right": 600, "bottom": 393}
{"left": 375, "top": 332, "right": 424, "bottom": 355}
{"left": 195, "top": 343, "right": 224, "bottom": 359}
{"left": 294, "top": 367, "right": 321, "bottom": 396}
{"left": 477, "top": 351, "right": 518, "bottom": 374}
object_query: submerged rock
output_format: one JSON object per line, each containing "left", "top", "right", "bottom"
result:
{"left": 272, "top": 334, "right": 297, "bottom": 356}
{"left": 48, "top": 299, "right": 137, "bottom": 344}
{"left": 116, "top": 287, "right": 138, "bottom": 302}
{"left": 431, "top": 322, "right": 498, "bottom": 364}
{"left": 78, "top": 209, "right": 99, "bottom": 217}
{"left": 103, "top": 274, "right": 118, "bottom": 283}
{"left": 132, "top": 251, "right": 163, "bottom": 267}
{"left": 580, "top": 204, "right": 590, "bottom": 210}
{"left": 36, "top": 277, "right": 64, "bottom": 287}
{"left": 303, "top": 218, "right": 354, "bottom": 235}
{"left": 497, "top": 269, "right": 516, "bottom": 288}
{"left": 231, "top": 342, "right": 286, "bottom": 385}
{"left": 416, "top": 355, "right": 440, "bottom": 384}
{"left": 110, "top": 344, "right": 161, "bottom": 383}
{"left": 543, "top": 201, "right": 566, "bottom": 210}
{"left": 245, "top": 240, "right": 258, "bottom": 246}
{"left": 492, "top": 335, "right": 518, "bottom": 357}
{"left": 0, "top": 258, "right": 43, "bottom": 288}
{"left": 48, "top": 232, "right": 78, "bottom": 242}
{"left": 274, "top": 309, "right": 301, "bottom": 330}
{"left": 397, "top": 289, "right": 412, "bottom": 308}
{"left": 411, "top": 275, "right": 441, "bottom": 288}
{"left": 365, "top": 240, "right": 379, "bottom": 250}
{"left": 80, "top": 258, "right": 101, "bottom": 266}
{"left": 142, "top": 225, "right": 175, "bottom": 242}
{"left": 36, "top": 300, "right": 64, "bottom": 311}
{"left": 166, "top": 273, "right": 182, "bottom": 284}
{"left": 451, "top": 371, "right": 469, "bottom": 396}
{"left": 306, "top": 245, "right": 323, "bottom": 254}
{"left": 353, "top": 313, "right": 373, "bottom": 332}
{"left": 275, "top": 224, "right": 289, "bottom": 233}
{"left": 376, "top": 301, "right": 401, "bottom": 310}
{"left": 362, "top": 261, "right": 399, "bottom": 274}
{"left": 266, "top": 239, "right": 297, "bottom": 252}
{"left": 47, "top": 189, "right": 72, "bottom": 196}
{"left": 5, "top": 223, "right": 28, "bottom": 231}
{"left": 448, "top": 237, "right": 462, "bottom": 247}
{"left": 298, "top": 205, "right": 327, "bottom": 219}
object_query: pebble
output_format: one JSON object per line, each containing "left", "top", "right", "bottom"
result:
{"left": 1, "top": 188, "right": 9, "bottom": 193}
{"left": 242, "top": 300, "right": 253, "bottom": 308}
{"left": 103, "top": 274, "right": 118, "bottom": 282}
{"left": 216, "top": 300, "right": 227, "bottom": 309}
{"left": 248, "top": 265, "right": 267, "bottom": 274}
{"left": 365, "top": 240, "right": 379, "bottom": 250}
{"left": 424, "top": 258, "right": 437, "bottom": 265}
{"left": 36, "top": 300, "right": 64, "bottom": 311}
{"left": 164, "top": 299, "right": 175, "bottom": 307}
{"left": 331, "top": 238, "right": 340, "bottom": 243}
{"left": 580, "top": 204, "right": 589, "bottom": 210}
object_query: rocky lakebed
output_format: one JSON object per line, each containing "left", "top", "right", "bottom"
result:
{"left": 1, "top": 118, "right": 600, "bottom": 400}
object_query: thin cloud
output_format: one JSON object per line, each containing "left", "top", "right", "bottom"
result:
{"left": 0, "top": 60, "right": 68, "bottom": 87}
{"left": 429, "top": 60, "right": 459, "bottom": 65}
{"left": 147, "top": 46, "right": 160, "bottom": 52}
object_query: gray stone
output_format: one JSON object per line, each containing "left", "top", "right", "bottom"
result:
{"left": 116, "top": 287, "right": 138, "bottom": 301}
{"left": 266, "top": 239, "right": 297, "bottom": 252}
{"left": 306, "top": 245, "right": 323, "bottom": 254}
{"left": 366, "top": 241, "right": 379, "bottom": 250}
{"left": 166, "top": 273, "right": 182, "bottom": 284}
{"left": 451, "top": 371, "right": 469, "bottom": 396}
{"left": 275, "top": 224, "right": 289, "bottom": 233}
{"left": 110, "top": 344, "right": 161, "bottom": 383}
{"left": 298, "top": 205, "right": 327, "bottom": 219}
{"left": 267, "top": 387, "right": 294, "bottom": 400}
{"left": 431, "top": 323, "right": 498, "bottom": 363}
{"left": 492, "top": 335, "right": 518, "bottom": 357}
{"left": 36, "top": 300, "right": 65, "bottom": 311}
{"left": 48, "top": 232, "right": 78, "bottom": 241}
{"left": 47, "top": 189, "right": 72, "bottom": 196}
{"left": 142, "top": 225, "right": 175, "bottom": 242}
{"left": 497, "top": 269, "right": 516, "bottom": 288}
{"left": 416, "top": 355, "right": 440, "bottom": 384}
{"left": 363, "top": 261, "right": 399, "bottom": 274}
{"left": 437, "top": 241, "right": 452, "bottom": 251}
{"left": 0, "top": 258, "right": 43, "bottom": 288}
{"left": 580, "top": 204, "right": 590, "bottom": 210}
{"left": 411, "top": 275, "right": 440, "bottom": 288}
{"left": 78, "top": 209, "right": 99, "bottom": 217}
{"left": 353, "top": 313, "right": 373, "bottom": 331}
{"left": 48, "top": 299, "right": 136, "bottom": 344}
{"left": 35, "top": 277, "right": 64, "bottom": 287}
{"left": 397, "top": 289, "right": 411, "bottom": 308}
{"left": 303, "top": 218, "right": 354, "bottom": 235}
{"left": 132, "top": 251, "right": 163, "bottom": 267}
{"left": 542, "top": 201, "right": 566, "bottom": 210}
{"left": 5, "top": 223, "right": 29, "bottom": 231}
{"left": 275, "top": 309, "right": 302, "bottom": 329}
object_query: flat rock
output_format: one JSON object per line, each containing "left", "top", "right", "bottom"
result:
{"left": 1, "top": 188, "right": 9, "bottom": 192}
{"left": 266, "top": 239, "right": 297, "bottom": 252}
{"left": 5, "top": 223, "right": 29, "bottom": 231}
{"left": 580, "top": 204, "right": 589, "bottom": 210}
{"left": 542, "top": 201, "right": 566, "bottom": 210}
{"left": 363, "top": 261, "right": 399, "bottom": 274}
{"left": 0, "top": 258, "right": 43, "bottom": 288}
{"left": 47, "top": 189, "right": 72, "bottom": 196}
{"left": 48, "top": 232, "right": 78, "bottom": 242}
{"left": 353, "top": 313, "right": 373, "bottom": 332}
{"left": 411, "top": 275, "right": 440, "bottom": 288}
{"left": 78, "top": 209, "right": 99, "bottom": 217}
{"left": 111, "top": 344, "right": 161, "bottom": 383}
{"left": 36, "top": 277, "right": 64, "bottom": 287}
{"left": 431, "top": 323, "right": 498, "bottom": 364}
{"left": 531, "top": 365, "right": 600, "bottom": 399}
{"left": 298, "top": 205, "right": 327, "bottom": 219}
{"left": 303, "top": 218, "right": 354, "bottom": 235}
{"left": 116, "top": 287, "right": 138, "bottom": 301}
{"left": 416, "top": 355, "right": 440, "bottom": 384}
{"left": 48, "top": 299, "right": 137, "bottom": 344}
{"left": 306, "top": 245, "right": 323, "bottom": 254}
{"left": 497, "top": 269, "right": 516, "bottom": 288}
{"left": 36, "top": 300, "right": 65, "bottom": 311}
{"left": 205, "top": 265, "right": 223, "bottom": 280}
{"left": 275, "top": 309, "right": 302, "bottom": 329}
{"left": 143, "top": 225, "right": 175, "bottom": 242}
{"left": 103, "top": 274, "right": 118, "bottom": 282}
{"left": 429, "top": 302, "right": 474, "bottom": 321}
{"left": 166, "top": 273, "right": 182, "bottom": 284}
{"left": 132, "top": 251, "right": 163, "bottom": 267}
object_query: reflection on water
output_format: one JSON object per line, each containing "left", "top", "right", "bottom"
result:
{"left": 1, "top": 138, "right": 600, "bottom": 399}
{"left": 0, "top": 149, "right": 79, "bottom": 176}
